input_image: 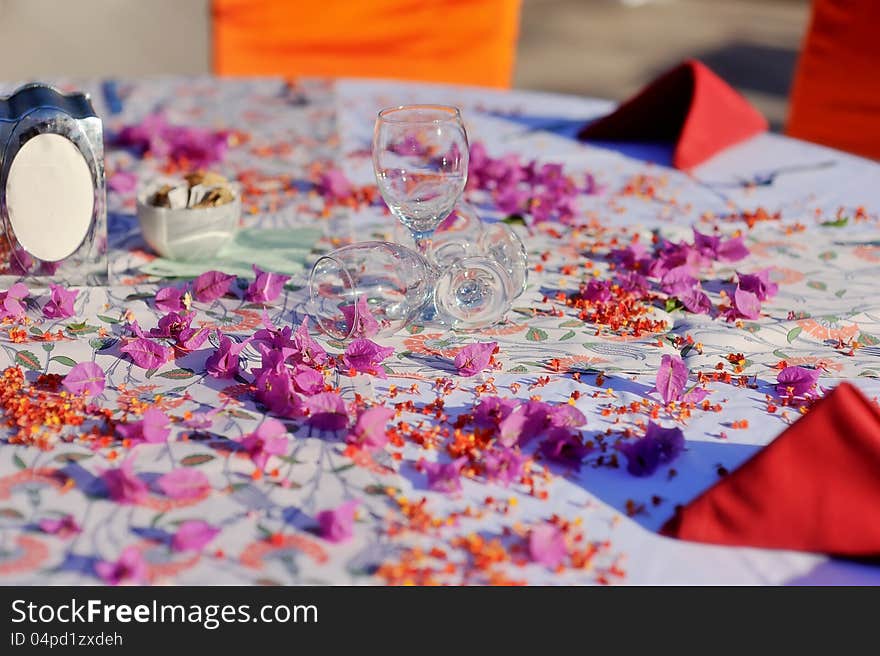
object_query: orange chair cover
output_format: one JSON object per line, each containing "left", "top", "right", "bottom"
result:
{"left": 786, "top": 0, "right": 880, "bottom": 159}
{"left": 212, "top": 0, "right": 521, "bottom": 88}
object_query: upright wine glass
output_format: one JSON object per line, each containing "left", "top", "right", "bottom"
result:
{"left": 373, "top": 105, "right": 469, "bottom": 255}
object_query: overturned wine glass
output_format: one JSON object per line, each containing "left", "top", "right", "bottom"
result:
{"left": 395, "top": 202, "right": 528, "bottom": 298}
{"left": 308, "top": 238, "right": 519, "bottom": 338}
{"left": 308, "top": 241, "right": 434, "bottom": 340}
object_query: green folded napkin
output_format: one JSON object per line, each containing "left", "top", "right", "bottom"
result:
{"left": 138, "top": 227, "right": 323, "bottom": 278}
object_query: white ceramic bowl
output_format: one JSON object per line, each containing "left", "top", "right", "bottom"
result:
{"left": 136, "top": 186, "right": 240, "bottom": 262}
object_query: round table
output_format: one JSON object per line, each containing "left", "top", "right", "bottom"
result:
{"left": 1, "top": 76, "right": 879, "bottom": 585}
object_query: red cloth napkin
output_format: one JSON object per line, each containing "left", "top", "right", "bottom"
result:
{"left": 660, "top": 383, "right": 880, "bottom": 557}
{"left": 577, "top": 59, "right": 768, "bottom": 170}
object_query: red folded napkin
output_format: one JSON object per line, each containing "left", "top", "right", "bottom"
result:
{"left": 660, "top": 382, "right": 880, "bottom": 557}
{"left": 578, "top": 59, "right": 768, "bottom": 170}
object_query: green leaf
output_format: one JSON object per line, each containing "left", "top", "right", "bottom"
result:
{"left": 558, "top": 319, "right": 582, "bottom": 328}
{"left": 502, "top": 213, "right": 526, "bottom": 226}
{"left": 180, "top": 453, "right": 215, "bottom": 467}
{"left": 50, "top": 355, "right": 77, "bottom": 367}
{"left": 276, "top": 454, "right": 303, "bottom": 465}
{"left": 227, "top": 408, "right": 257, "bottom": 420}
{"left": 13, "top": 453, "right": 26, "bottom": 469}
{"left": 525, "top": 327, "right": 548, "bottom": 342}
{"left": 772, "top": 350, "right": 790, "bottom": 360}
{"left": 144, "top": 368, "right": 158, "bottom": 379}
{"left": 364, "top": 484, "right": 399, "bottom": 496}
{"left": 786, "top": 326, "right": 803, "bottom": 343}
{"left": 90, "top": 337, "right": 117, "bottom": 351}
{"left": 97, "top": 314, "right": 122, "bottom": 324}
{"left": 158, "top": 368, "right": 195, "bottom": 380}
{"left": 820, "top": 216, "right": 848, "bottom": 227}
{"left": 560, "top": 330, "right": 576, "bottom": 341}
{"left": 29, "top": 326, "right": 43, "bottom": 336}
{"left": 15, "top": 350, "right": 40, "bottom": 371}
{"left": 506, "top": 365, "right": 527, "bottom": 373}
{"left": 818, "top": 251, "right": 837, "bottom": 261}
{"left": 41, "top": 343, "right": 54, "bottom": 353}
{"left": 53, "top": 452, "right": 92, "bottom": 463}
{"left": 807, "top": 280, "right": 827, "bottom": 291}
{"left": 332, "top": 463, "right": 356, "bottom": 474}
{"left": 664, "top": 298, "right": 682, "bottom": 312}
{"left": 859, "top": 333, "right": 880, "bottom": 346}
{"left": 834, "top": 289, "right": 847, "bottom": 298}
{"left": 65, "top": 322, "right": 98, "bottom": 335}
{"left": 125, "top": 292, "right": 154, "bottom": 301}
{"left": 0, "top": 507, "right": 24, "bottom": 519}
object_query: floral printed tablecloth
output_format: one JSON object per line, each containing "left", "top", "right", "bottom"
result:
{"left": 1, "top": 76, "right": 880, "bottom": 585}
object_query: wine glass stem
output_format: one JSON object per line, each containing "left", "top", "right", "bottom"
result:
{"left": 410, "top": 228, "right": 434, "bottom": 256}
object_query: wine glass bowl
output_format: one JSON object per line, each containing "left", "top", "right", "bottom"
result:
{"left": 308, "top": 241, "right": 434, "bottom": 340}
{"left": 478, "top": 222, "right": 529, "bottom": 299}
{"left": 373, "top": 105, "right": 469, "bottom": 252}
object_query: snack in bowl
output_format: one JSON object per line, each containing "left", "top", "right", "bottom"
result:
{"left": 137, "top": 172, "right": 240, "bottom": 261}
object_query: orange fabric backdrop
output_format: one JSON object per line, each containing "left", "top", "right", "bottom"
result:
{"left": 786, "top": 0, "right": 880, "bottom": 159}
{"left": 212, "top": 0, "right": 522, "bottom": 88}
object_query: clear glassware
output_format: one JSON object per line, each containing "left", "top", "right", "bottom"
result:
{"left": 433, "top": 256, "right": 512, "bottom": 330}
{"left": 308, "top": 240, "right": 514, "bottom": 337}
{"left": 478, "top": 222, "right": 529, "bottom": 299}
{"left": 396, "top": 206, "right": 529, "bottom": 301}
{"left": 308, "top": 241, "right": 434, "bottom": 340}
{"left": 394, "top": 200, "right": 485, "bottom": 268}
{"left": 373, "top": 105, "right": 469, "bottom": 255}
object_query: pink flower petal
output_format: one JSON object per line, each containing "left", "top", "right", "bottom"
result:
{"left": 192, "top": 270, "right": 236, "bottom": 302}
{"left": 157, "top": 468, "right": 210, "bottom": 500}
{"left": 120, "top": 337, "right": 171, "bottom": 369}
{"left": 62, "top": 361, "right": 106, "bottom": 397}
{"left": 454, "top": 342, "right": 498, "bottom": 377}
{"left": 108, "top": 170, "right": 138, "bottom": 193}
{"left": 776, "top": 366, "right": 821, "bottom": 397}
{"left": 529, "top": 523, "right": 567, "bottom": 568}
{"left": 305, "top": 392, "right": 348, "bottom": 431}
{"left": 205, "top": 333, "right": 249, "bottom": 379}
{"left": 95, "top": 546, "right": 148, "bottom": 585}
{"left": 42, "top": 284, "right": 78, "bottom": 319}
{"left": 346, "top": 406, "right": 394, "bottom": 450}
{"left": 155, "top": 286, "right": 184, "bottom": 312}
{"left": 172, "top": 520, "right": 220, "bottom": 552}
{"left": 342, "top": 338, "right": 394, "bottom": 378}
{"left": 655, "top": 354, "right": 688, "bottom": 404}
{"left": 102, "top": 460, "right": 148, "bottom": 504}
{"left": 316, "top": 499, "right": 359, "bottom": 543}
{"left": 38, "top": 515, "right": 81, "bottom": 538}
{"left": 245, "top": 265, "right": 290, "bottom": 303}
